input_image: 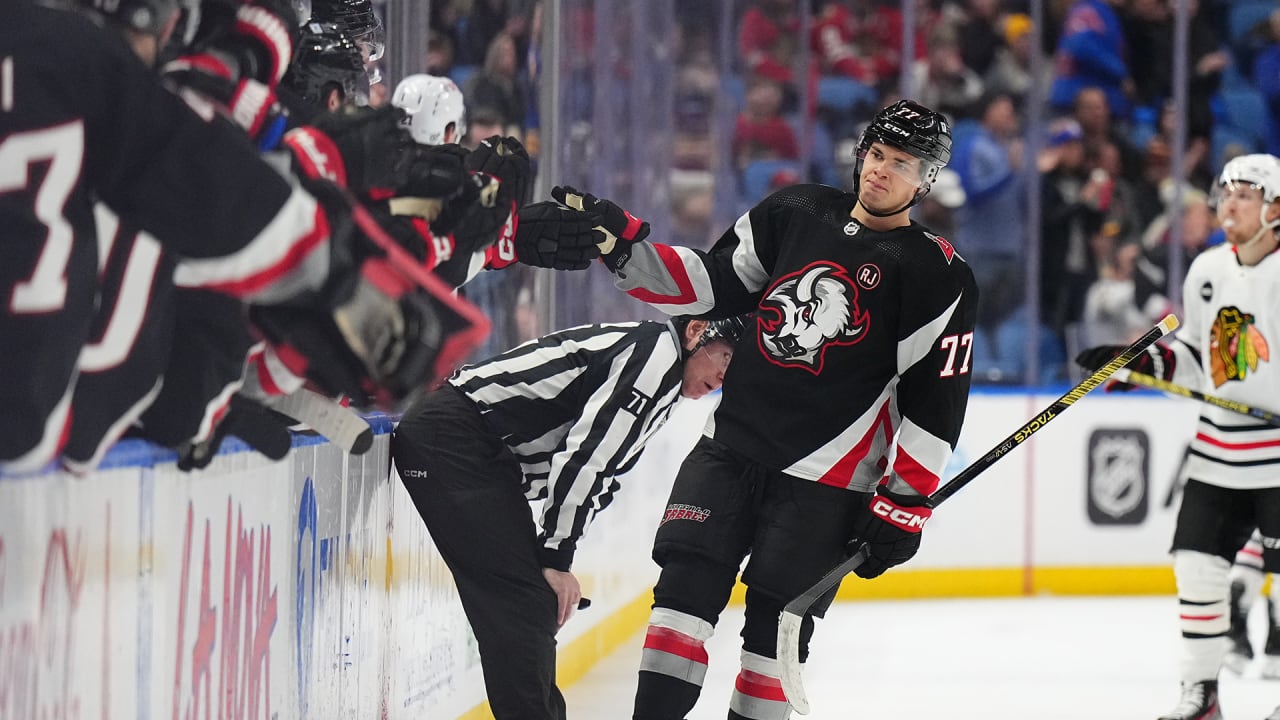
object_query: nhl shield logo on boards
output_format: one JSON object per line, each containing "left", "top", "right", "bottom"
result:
{"left": 844, "top": 221, "right": 860, "bottom": 236}
{"left": 1086, "top": 429, "right": 1149, "bottom": 525}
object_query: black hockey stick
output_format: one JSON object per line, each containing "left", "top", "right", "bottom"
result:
{"left": 1113, "top": 369, "right": 1280, "bottom": 427}
{"left": 777, "top": 314, "right": 1181, "bottom": 714}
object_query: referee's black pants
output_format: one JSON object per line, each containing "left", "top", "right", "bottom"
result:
{"left": 391, "top": 385, "right": 566, "bottom": 720}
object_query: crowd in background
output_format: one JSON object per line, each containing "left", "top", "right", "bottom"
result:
{"left": 382, "top": 0, "right": 1280, "bottom": 385}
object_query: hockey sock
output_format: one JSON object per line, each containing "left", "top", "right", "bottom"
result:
{"left": 633, "top": 608, "right": 714, "bottom": 720}
{"left": 1174, "top": 550, "right": 1232, "bottom": 682}
{"left": 728, "top": 651, "right": 791, "bottom": 720}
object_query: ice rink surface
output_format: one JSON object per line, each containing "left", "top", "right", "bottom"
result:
{"left": 565, "top": 595, "right": 1280, "bottom": 719}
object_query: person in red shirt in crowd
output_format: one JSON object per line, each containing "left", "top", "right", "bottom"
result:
{"left": 811, "top": 1, "right": 878, "bottom": 84}
{"left": 732, "top": 78, "right": 800, "bottom": 171}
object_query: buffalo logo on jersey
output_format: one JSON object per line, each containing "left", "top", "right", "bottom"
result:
{"left": 757, "top": 262, "right": 870, "bottom": 374}
{"left": 1209, "top": 306, "right": 1270, "bottom": 387}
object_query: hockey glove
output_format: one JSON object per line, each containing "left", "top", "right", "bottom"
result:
{"left": 849, "top": 485, "right": 933, "bottom": 579}
{"left": 189, "top": 0, "right": 300, "bottom": 88}
{"left": 174, "top": 394, "right": 294, "bottom": 471}
{"left": 466, "top": 135, "right": 533, "bottom": 208}
{"left": 550, "top": 185, "right": 650, "bottom": 274}
{"left": 305, "top": 106, "right": 420, "bottom": 198}
{"left": 250, "top": 177, "right": 489, "bottom": 407}
{"left": 514, "top": 201, "right": 605, "bottom": 270}
{"left": 1075, "top": 342, "right": 1176, "bottom": 392}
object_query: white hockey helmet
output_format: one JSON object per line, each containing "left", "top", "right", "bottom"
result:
{"left": 1219, "top": 153, "right": 1280, "bottom": 204}
{"left": 392, "top": 74, "right": 466, "bottom": 146}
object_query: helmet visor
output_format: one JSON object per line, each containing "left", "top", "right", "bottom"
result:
{"left": 856, "top": 142, "right": 939, "bottom": 189}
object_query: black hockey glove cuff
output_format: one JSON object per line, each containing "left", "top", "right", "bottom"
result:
{"left": 514, "top": 201, "right": 604, "bottom": 270}
{"left": 1075, "top": 342, "right": 1176, "bottom": 392}
{"left": 849, "top": 486, "right": 933, "bottom": 579}
{"left": 551, "top": 185, "right": 650, "bottom": 274}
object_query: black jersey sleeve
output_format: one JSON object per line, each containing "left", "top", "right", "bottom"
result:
{"left": 886, "top": 230, "right": 979, "bottom": 497}
{"left": 610, "top": 184, "right": 848, "bottom": 319}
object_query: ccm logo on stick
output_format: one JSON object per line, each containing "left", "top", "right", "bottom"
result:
{"left": 871, "top": 499, "right": 930, "bottom": 531}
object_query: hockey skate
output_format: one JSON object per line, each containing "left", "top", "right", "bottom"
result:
{"left": 1261, "top": 599, "right": 1280, "bottom": 680}
{"left": 1156, "top": 680, "right": 1221, "bottom": 720}
{"left": 1225, "top": 580, "right": 1255, "bottom": 674}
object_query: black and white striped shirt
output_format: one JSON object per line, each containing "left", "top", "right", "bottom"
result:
{"left": 449, "top": 321, "right": 686, "bottom": 570}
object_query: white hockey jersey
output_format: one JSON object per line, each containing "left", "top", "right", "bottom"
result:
{"left": 1171, "top": 244, "right": 1280, "bottom": 488}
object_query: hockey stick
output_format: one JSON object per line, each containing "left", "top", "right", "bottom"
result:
{"left": 777, "top": 313, "right": 1181, "bottom": 714}
{"left": 1113, "top": 369, "right": 1280, "bottom": 427}
{"left": 263, "top": 388, "right": 375, "bottom": 455}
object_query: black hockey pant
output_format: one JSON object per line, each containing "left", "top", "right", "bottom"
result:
{"left": 634, "top": 437, "right": 861, "bottom": 720}
{"left": 390, "top": 386, "right": 565, "bottom": 720}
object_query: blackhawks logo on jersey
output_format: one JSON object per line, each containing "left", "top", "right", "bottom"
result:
{"left": 757, "top": 261, "right": 870, "bottom": 374}
{"left": 1209, "top": 306, "right": 1270, "bottom": 387}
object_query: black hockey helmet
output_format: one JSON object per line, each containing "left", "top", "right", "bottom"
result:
{"left": 282, "top": 21, "right": 370, "bottom": 110}
{"left": 853, "top": 100, "right": 953, "bottom": 213}
{"left": 310, "top": 0, "right": 383, "bottom": 62}
{"left": 672, "top": 314, "right": 751, "bottom": 358}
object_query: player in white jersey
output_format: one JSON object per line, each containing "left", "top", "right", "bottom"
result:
{"left": 1078, "top": 153, "right": 1280, "bottom": 720}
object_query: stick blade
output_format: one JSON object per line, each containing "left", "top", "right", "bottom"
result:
{"left": 777, "top": 609, "right": 811, "bottom": 715}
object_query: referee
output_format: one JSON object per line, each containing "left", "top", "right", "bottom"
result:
{"left": 390, "top": 314, "right": 748, "bottom": 719}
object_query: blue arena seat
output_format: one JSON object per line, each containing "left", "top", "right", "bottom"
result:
{"left": 816, "top": 76, "right": 877, "bottom": 113}
{"left": 1218, "top": 87, "right": 1269, "bottom": 148}
{"left": 740, "top": 159, "right": 802, "bottom": 203}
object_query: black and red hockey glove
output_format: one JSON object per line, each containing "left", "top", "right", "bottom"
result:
{"left": 1075, "top": 342, "right": 1176, "bottom": 392}
{"left": 513, "top": 201, "right": 604, "bottom": 270}
{"left": 849, "top": 485, "right": 933, "bottom": 579}
{"left": 550, "top": 185, "right": 650, "bottom": 274}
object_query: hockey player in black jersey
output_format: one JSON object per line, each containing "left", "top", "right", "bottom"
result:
{"left": 390, "top": 314, "right": 749, "bottom": 720}
{"left": 0, "top": 0, "right": 490, "bottom": 472}
{"left": 527, "top": 99, "right": 979, "bottom": 717}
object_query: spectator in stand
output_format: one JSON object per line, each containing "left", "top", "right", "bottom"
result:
{"left": 1039, "top": 118, "right": 1111, "bottom": 354}
{"left": 426, "top": 29, "right": 457, "bottom": 77}
{"left": 1142, "top": 99, "right": 1215, "bottom": 196}
{"left": 1049, "top": 0, "right": 1132, "bottom": 119}
{"left": 811, "top": 0, "right": 878, "bottom": 85}
{"left": 739, "top": 0, "right": 801, "bottom": 88}
{"left": 731, "top": 78, "right": 800, "bottom": 172}
{"left": 465, "top": 106, "right": 508, "bottom": 149}
{"left": 958, "top": 0, "right": 1005, "bottom": 77}
{"left": 985, "top": 13, "right": 1048, "bottom": 107}
{"left": 910, "top": 23, "right": 985, "bottom": 120}
{"left": 1236, "top": 6, "right": 1280, "bottom": 78}
{"left": 462, "top": 32, "right": 528, "bottom": 137}
{"left": 1123, "top": 0, "right": 1225, "bottom": 145}
{"left": 952, "top": 91, "right": 1027, "bottom": 338}
{"left": 1132, "top": 182, "right": 1216, "bottom": 323}
{"left": 458, "top": 0, "right": 533, "bottom": 67}
{"left": 1254, "top": 9, "right": 1280, "bottom": 156}
{"left": 1080, "top": 239, "right": 1148, "bottom": 347}
{"left": 1073, "top": 86, "right": 1144, "bottom": 183}
{"left": 1087, "top": 139, "right": 1144, "bottom": 248}
{"left": 866, "top": 0, "right": 939, "bottom": 86}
